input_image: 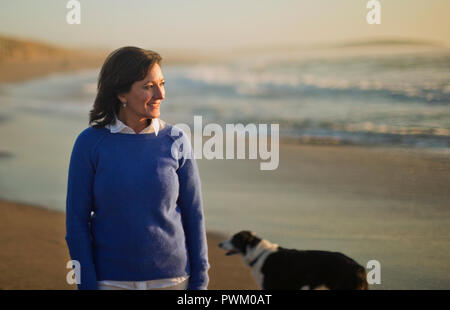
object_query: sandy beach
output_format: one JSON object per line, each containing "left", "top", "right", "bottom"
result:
{"left": 0, "top": 141, "right": 449, "bottom": 289}
{"left": 0, "top": 199, "right": 258, "bottom": 290}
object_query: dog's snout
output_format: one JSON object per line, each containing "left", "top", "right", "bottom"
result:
{"left": 219, "top": 240, "right": 232, "bottom": 250}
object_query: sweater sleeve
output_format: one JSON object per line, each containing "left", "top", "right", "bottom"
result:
{"left": 175, "top": 132, "right": 210, "bottom": 290}
{"left": 65, "top": 129, "right": 99, "bottom": 290}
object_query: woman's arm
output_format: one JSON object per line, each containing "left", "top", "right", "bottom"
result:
{"left": 176, "top": 132, "right": 210, "bottom": 290}
{"left": 65, "top": 129, "right": 99, "bottom": 290}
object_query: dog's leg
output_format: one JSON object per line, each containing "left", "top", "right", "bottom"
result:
{"left": 300, "top": 284, "right": 329, "bottom": 290}
{"left": 300, "top": 285, "right": 310, "bottom": 290}
{"left": 314, "top": 285, "right": 329, "bottom": 290}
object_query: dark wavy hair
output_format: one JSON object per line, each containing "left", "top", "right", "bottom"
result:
{"left": 89, "top": 46, "right": 162, "bottom": 128}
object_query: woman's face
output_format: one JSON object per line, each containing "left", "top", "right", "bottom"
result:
{"left": 119, "top": 63, "right": 165, "bottom": 120}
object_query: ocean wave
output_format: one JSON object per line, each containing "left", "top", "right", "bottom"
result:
{"left": 179, "top": 65, "right": 450, "bottom": 104}
{"left": 233, "top": 117, "right": 450, "bottom": 137}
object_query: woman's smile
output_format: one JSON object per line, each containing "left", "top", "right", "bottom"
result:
{"left": 145, "top": 102, "right": 161, "bottom": 113}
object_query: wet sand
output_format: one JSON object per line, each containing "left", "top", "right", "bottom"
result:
{"left": 196, "top": 142, "right": 450, "bottom": 289}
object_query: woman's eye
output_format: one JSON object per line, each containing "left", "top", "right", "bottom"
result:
{"left": 144, "top": 82, "right": 164, "bottom": 89}
{"left": 160, "top": 81, "right": 165, "bottom": 87}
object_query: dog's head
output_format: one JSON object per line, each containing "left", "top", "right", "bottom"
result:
{"left": 219, "top": 231, "right": 262, "bottom": 256}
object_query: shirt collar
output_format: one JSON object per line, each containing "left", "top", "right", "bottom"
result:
{"left": 107, "top": 114, "right": 161, "bottom": 135}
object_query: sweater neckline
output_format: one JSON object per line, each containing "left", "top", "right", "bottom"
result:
{"left": 100, "top": 123, "right": 173, "bottom": 139}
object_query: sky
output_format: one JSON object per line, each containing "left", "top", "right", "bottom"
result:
{"left": 0, "top": 0, "right": 449, "bottom": 50}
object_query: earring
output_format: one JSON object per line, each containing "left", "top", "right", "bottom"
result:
{"left": 122, "top": 101, "right": 127, "bottom": 108}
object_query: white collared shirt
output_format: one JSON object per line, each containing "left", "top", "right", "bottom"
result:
{"left": 100, "top": 116, "right": 189, "bottom": 290}
{"left": 105, "top": 116, "right": 165, "bottom": 135}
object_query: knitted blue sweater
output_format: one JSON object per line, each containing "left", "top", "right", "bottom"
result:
{"left": 65, "top": 125, "right": 209, "bottom": 290}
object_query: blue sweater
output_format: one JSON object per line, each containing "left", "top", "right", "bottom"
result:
{"left": 65, "top": 124, "right": 209, "bottom": 290}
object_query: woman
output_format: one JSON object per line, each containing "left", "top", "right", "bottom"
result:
{"left": 65, "top": 46, "right": 209, "bottom": 290}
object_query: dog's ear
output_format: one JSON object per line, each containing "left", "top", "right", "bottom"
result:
{"left": 231, "top": 233, "right": 249, "bottom": 254}
{"left": 232, "top": 231, "right": 261, "bottom": 254}
{"left": 247, "top": 233, "right": 261, "bottom": 248}
{"left": 236, "top": 230, "right": 253, "bottom": 236}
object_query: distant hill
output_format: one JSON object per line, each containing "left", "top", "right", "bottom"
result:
{"left": 0, "top": 35, "right": 82, "bottom": 63}
{"left": 334, "top": 38, "right": 444, "bottom": 48}
{"left": 0, "top": 35, "right": 217, "bottom": 65}
{"left": 193, "top": 37, "right": 447, "bottom": 60}
{"left": 0, "top": 35, "right": 106, "bottom": 83}
{"left": 0, "top": 35, "right": 212, "bottom": 82}
{"left": 0, "top": 35, "right": 111, "bottom": 63}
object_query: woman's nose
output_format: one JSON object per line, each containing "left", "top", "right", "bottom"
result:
{"left": 153, "top": 86, "right": 165, "bottom": 100}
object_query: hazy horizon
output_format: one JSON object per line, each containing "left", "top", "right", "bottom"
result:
{"left": 1, "top": 0, "right": 449, "bottom": 51}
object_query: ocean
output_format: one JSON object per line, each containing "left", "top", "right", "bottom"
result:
{"left": 1, "top": 44, "right": 449, "bottom": 207}
{"left": 2, "top": 45, "right": 450, "bottom": 151}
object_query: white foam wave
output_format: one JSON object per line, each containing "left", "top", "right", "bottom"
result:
{"left": 180, "top": 65, "right": 449, "bottom": 102}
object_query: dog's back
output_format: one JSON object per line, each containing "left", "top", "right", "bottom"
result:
{"left": 261, "top": 248, "right": 368, "bottom": 290}
{"left": 219, "top": 231, "right": 369, "bottom": 290}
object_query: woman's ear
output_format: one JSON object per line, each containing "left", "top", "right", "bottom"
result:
{"left": 117, "top": 93, "right": 127, "bottom": 104}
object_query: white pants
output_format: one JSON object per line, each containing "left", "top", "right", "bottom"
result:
{"left": 98, "top": 279, "right": 189, "bottom": 290}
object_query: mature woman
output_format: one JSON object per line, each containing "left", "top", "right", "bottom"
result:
{"left": 65, "top": 47, "right": 209, "bottom": 290}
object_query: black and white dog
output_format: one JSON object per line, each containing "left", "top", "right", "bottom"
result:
{"left": 219, "top": 231, "right": 368, "bottom": 290}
